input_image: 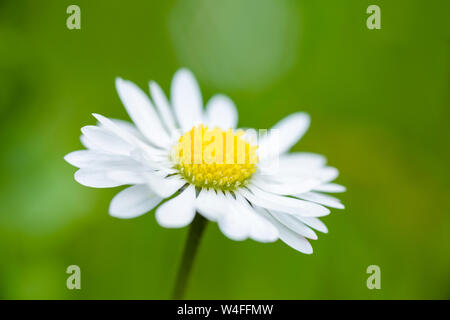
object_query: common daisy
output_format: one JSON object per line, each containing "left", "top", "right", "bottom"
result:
{"left": 65, "top": 68, "right": 345, "bottom": 254}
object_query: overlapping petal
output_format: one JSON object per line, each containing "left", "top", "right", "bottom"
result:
{"left": 109, "top": 184, "right": 162, "bottom": 219}
{"left": 156, "top": 185, "right": 196, "bottom": 228}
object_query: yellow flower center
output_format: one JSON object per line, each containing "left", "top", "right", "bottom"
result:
{"left": 172, "top": 125, "right": 258, "bottom": 191}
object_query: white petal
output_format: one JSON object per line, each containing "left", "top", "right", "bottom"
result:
{"left": 81, "top": 125, "right": 132, "bottom": 155}
{"left": 74, "top": 169, "right": 125, "bottom": 188}
{"left": 297, "top": 192, "right": 344, "bottom": 209}
{"left": 235, "top": 194, "right": 279, "bottom": 242}
{"left": 205, "top": 94, "right": 238, "bottom": 129}
{"left": 241, "top": 185, "right": 330, "bottom": 217}
{"left": 196, "top": 189, "right": 228, "bottom": 221}
{"left": 218, "top": 194, "right": 250, "bottom": 241}
{"left": 314, "top": 183, "right": 346, "bottom": 193}
{"left": 107, "top": 119, "right": 146, "bottom": 141}
{"left": 64, "top": 150, "right": 141, "bottom": 169}
{"left": 65, "top": 150, "right": 100, "bottom": 167}
{"left": 296, "top": 216, "right": 328, "bottom": 233}
{"left": 259, "top": 112, "right": 310, "bottom": 160}
{"left": 271, "top": 166, "right": 339, "bottom": 183}
{"left": 261, "top": 152, "right": 326, "bottom": 174}
{"left": 92, "top": 113, "right": 166, "bottom": 166}
{"left": 109, "top": 184, "right": 162, "bottom": 219}
{"left": 92, "top": 114, "right": 136, "bottom": 145}
{"left": 149, "top": 81, "right": 178, "bottom": 134}
{"left": 256, "top": 207, "right": 313, "bottom": 254}
{"left": 144, "top": 173, "right": 186, "bottom": 198}
{"left": 155, "top": 185, "right": 196, "bottom": 228}
{"left": 252, "top": 166, "right": 339, "bottom": 195}
{"left": 80, "top": 134, "right": 94, "bottom": 150}
{"left": 107, "top": 170, "right": 148, "bottom": 185}
{"left": 278, "top": 225, "right": 313, "bottom": 254}
{"left": 116, "top": 78, "right": 171, "bottom": 148}
{"left": 251, "top": 176, "right": 322, "bottom": 196}
{"left": 171, "top": 68, "right": 203, "bottom": 132}
{"left": 259, "top": 153, "right": 326, "bottom": 176}
{"left": 270, "top": 210, "right": 317, "bottom": 240}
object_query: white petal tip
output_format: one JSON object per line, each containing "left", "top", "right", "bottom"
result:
{"left": 91, "top": 113, "right": 109, "bottom": 124}
{"left": 176, "top": 67, "right": 193, "bottom": 75}
{"left": 314, "top": 207, "right": 330, "bottom": 217}
{"left": 253, "top": 236, "right": 279, "bottom": 243}
{"left": 296, "top": 111, "right": 310, "bottom": 120}
{"left": 115, "top": 77, "right": 130, "bottom": 89}
{"left": 222, "top": 233, "right": 248, "bottom": 242}
{"left": 63, "top": 153, "right": 73, "bottom": 164}
{"left": 64, "top": 152, "right": 83, "bottom": 167}
{"left": 155, "top": 217, "right": 188, "bottom": 229}
{"left": 73, "top": 171, "right": 88, "bottom": 187}
{"left": 109, "top": 211, "right": 132, "bottom": 219}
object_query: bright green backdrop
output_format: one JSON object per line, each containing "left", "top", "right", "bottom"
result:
{"left": 0, "top": 0, "right": 449, "bottom": 299}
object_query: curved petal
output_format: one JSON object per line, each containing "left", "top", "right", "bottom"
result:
{"left": 116, "top": 78, "right": 171, "bottom": 148}
{"left": 251, "top": 176, "right": 322, "bottom": 196}
{"left": 278, "top": 225, "right": 313, "bottom": 254}
{"left": 196, "top": 189, "right": 228, "bottom": 221}
{"left": 74, "top": 169, "right": 126, "bottom": 188}
{"left": 155, "top": 185, "right": 196, "bottom": 228}
{"left": 297, "top": 192, "right": 344, "bottom": 209}
{"left": 205, "top": 94, "right": 238, "bottom": 130}
{"left": 259, "top": 112, "right": 310, "bottom": 160}
{"left": 255, "top": 207, "right": 313, "bottom": 254}
{"left": 107, "top": 170, "right": 148, "bottom": 185}
{"left": 92, "top": 113, "right": 165, "bottom": 167}
{"left": 81, "top": 125, "right": 133, "bottom": 155}
{"left": 64, "top": 150, "right": 142, "bottom": 169}
{"left": 240, "top": 185, "right": 330, "bottom": 217}
{"left": 109, "top": 184, "right": 162, "bottom": 219}
{"left": 218, "top": 194, "right": 250, "bottom": 241}
{"left": 296, "top": 216, "right": 328, "bottom": 233}
{"left": 106, "top": 119, "right": 146, "bottom": 141}
{"left": 269, "top": 210, "right": 317, "bottom": 240}
{"left": 149, "top": 81, "right": 178, "bottom": 134}
{"left": 144, "top": 173, "right": 186, "bottom": 198}
{"left": 252, "top": 166, "right": 339, "bottom": 195}
{"left": 235, "top": 194, "right": 279, "bottom": 242}
{"left": 259, "top": 152, "right": 326, "bottom": 174}
{"left": 171, "top": 68, "right": 203, "bottom": 132}
{"left": 313, "top": 183, "right": 346, "bottom": 193}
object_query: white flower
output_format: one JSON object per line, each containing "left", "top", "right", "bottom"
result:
{"left": 65, "top": 68, "right": 345, "bottom": 254}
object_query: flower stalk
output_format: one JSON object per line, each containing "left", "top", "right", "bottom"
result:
{"left": 172, "top": 213, "right": 208, "bottom": 299}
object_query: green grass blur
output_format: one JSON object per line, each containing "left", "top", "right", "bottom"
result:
{"left": 0, "top": 0, "right": 449, "bottom": 299}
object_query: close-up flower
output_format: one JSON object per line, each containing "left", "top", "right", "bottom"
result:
{"left": 3, "top": 0, "right": 448, "bottom": 304}
{"left": 64, "top": 69, "right": 345, "bottom": 255}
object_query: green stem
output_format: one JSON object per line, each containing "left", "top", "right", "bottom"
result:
{"left": 172, "top": 213, "right": 208, "bottom": 299}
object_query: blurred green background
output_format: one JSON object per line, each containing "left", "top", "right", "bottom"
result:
{"left": 1, "top": 0, "right": 449, "bottom": 299}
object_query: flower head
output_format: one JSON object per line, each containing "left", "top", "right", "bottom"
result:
{"left": 65, "top": 69, "right": 345, "bottom": 254}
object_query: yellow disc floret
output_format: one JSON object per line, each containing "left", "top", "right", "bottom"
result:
{"left": 172, "top": 125, "right": 258, "bottom": 191}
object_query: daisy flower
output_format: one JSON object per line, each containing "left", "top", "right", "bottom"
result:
{"left": 65, "top": 68, "right": 345, "bottom": 255}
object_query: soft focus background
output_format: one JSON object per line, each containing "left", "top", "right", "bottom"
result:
{"left": 1, "top": 0, "right": 449, "bottom": 299}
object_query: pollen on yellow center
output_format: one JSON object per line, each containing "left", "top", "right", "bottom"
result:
{"left": 172, "top": 125, "right": 258, "bottom": 191}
